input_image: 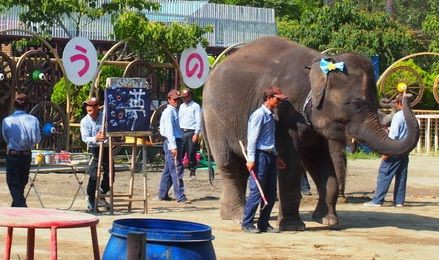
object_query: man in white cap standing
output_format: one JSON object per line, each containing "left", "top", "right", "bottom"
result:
{"left": 178, "top": 88, "right": 201, "bottom": 179}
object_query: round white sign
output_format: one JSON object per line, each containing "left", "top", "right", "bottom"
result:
{"left": 62, "top": 37, "right": 98, "bottom": 86}
{"left": 179, "top": 44, "right": 210, "bottom": 89}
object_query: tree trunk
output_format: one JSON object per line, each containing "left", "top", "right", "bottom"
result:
{"left": 386, "top": 0, "right": 394, "bottom": 17}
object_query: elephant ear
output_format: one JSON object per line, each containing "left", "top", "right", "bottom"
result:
{"left": 309, "top": 63, "right": 328, "bottom": 110}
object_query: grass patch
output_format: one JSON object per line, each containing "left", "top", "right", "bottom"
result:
{"left": 347, "top": 150, "right": 380, "bottom": 160}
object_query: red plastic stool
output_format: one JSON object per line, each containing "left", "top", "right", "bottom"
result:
{"left": 0, "top": 207, "right": 99, "bottom": 260}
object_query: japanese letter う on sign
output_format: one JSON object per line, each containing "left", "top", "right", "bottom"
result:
{"left": 62, "top": 37, "right": 98, "bottom": 86}
{"left": 179, "top": 44, "right": 210, "bottom": 89}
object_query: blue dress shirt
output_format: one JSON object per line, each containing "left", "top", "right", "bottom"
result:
{"left": 2, "top": 110, "right": 41, "bottom": 151}
{"left": 160, "top": 105, "right": 183, "bottom": 150}
{"left": 80, "top": 112, "right": 104, "bottom": 148}
{"left": 178, "top": 101, "right": 201, "bottom": 134}
{"left": 247, "top": 105, "right": 277, "bottom": 162}
{"left": 388, "top": 110, "right": 407, "bottom": 140}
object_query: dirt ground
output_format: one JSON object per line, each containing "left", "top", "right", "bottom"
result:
{"left": 0, "top": 154, "right": 438, "bottom": 259}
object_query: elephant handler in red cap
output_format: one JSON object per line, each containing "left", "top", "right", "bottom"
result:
{"left": 242, "top": 86, "right": 287, "bottom": 233}
{"left": 157, "top": 89, "right": 191, "bottom": 204}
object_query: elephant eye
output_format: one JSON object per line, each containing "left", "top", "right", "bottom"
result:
{"left": 347, "top": 98, "right": 365, "bottom": 110}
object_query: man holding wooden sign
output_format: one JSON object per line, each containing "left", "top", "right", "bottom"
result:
{"left": 80, "top": 97, "right": 113, "bottom": 212}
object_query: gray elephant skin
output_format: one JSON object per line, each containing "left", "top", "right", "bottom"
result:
{"left": 202, "top": 36, "right": 419, "bottom": 230}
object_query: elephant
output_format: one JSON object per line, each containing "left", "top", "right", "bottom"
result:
{"left": 337, "top": 98, "right": 397, "bottom": 203}
{"left": 202, "top": 36, "right": 419, "bottom": 230}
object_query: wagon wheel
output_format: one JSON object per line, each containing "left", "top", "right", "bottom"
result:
{"left": 16, "top": 50, "right": 58, "bottom": 104}
{"left": 379, "top": 66, "right": 424, "bottom": 107}
{"left": 30, "top": 101, "right": 68, "bottom": 152}
{"left": 433, "top": 75, "right": 439, "bottom": 104}
{"left": 123, "top": 59, "right": 157, "bottom": 90}
{"left": 149, "top": 104, "right": 167, "bottom": 144}
{"left": 0, "top": 51, "right": 16, "bottom": 105}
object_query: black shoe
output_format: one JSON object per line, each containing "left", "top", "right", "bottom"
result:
{"left": 178, "top": 197, "right": 192, "bottom": 204}
{"left": 241, "top": 225, "right": 261, "bottom": 234}
{"left": 86, "top": 196, "right": 99, "bottom": 213}
{"left": 260, "top": 225, "right": 280, "bottom": 233}
{"left": 301, "top": 191, "right": 312, "bottom": 196}
{"left": 157, "top": 196, "right": 172, "bottom": 201}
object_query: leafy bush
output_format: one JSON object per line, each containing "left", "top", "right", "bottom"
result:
{"left": 347, "top": 150, "right": 380, "bottom": 160}
{"left": 51, "top": 65, "right": 124, "bottom": 123}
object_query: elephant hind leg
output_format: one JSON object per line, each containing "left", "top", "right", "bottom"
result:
{"left": 218, "top": 154, "right": 248, "bottom": 223}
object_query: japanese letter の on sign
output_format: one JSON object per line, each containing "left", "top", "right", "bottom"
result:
{"left": 179, "top": 44, "right": 210, "bottom": 89}
{"left": 62, "top": 37, "right": 98, "bottom": 86}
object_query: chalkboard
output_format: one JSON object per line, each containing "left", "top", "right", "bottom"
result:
{"left": 105, "top": 85, "right": 151, "bottom": 135}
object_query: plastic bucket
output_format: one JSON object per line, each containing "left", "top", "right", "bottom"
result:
{"left": 103, "top": 218, "right": 216, "bottom": 260}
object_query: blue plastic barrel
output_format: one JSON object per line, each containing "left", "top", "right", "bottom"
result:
{"left": 103, "top": 218, "right": 216, "bottom": 260}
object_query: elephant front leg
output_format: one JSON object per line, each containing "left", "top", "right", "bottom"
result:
{"left": 303, "top": 144, "right": 339, "bottom": 227}
{"left": 219, "top": 170, "right": 247, "bottom": 223}
{"left": 312, "top": 175, "right": 339, "bottom": 226}
{"left": 277, "top": 165, "right": 305, "bottom": 231}
{"left": 328, "top": 140, "right": 348, "bottom": 203}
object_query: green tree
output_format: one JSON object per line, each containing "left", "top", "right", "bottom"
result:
{"left": 112, "top": 11, "right": 212, "bottom": 63}
{"left": 277, "top": 1, "right": 422, "bottom": 71}
{"left": 208, "top": 0, "right": 323, "bottom": 20}
{"left": 0, "top": 0, "right": 160, "bottom": 38}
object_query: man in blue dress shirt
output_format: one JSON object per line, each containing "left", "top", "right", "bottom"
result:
{"left": 80, "top": 97, "right": 113, "bottom": 211}
{"left": 2, "top": 94, "right": 41, "bottom": 207}
{"left": 178, "top": 88, "right": 201, "bottom": 179}
{"left": 364, "top": 93, "right": 410, "bottom": 207}
{"left": 242, "top": 86, "right": 287, "bottom": 233}
{"left": 158, "top": 89, "right": 190, "bottom": 203}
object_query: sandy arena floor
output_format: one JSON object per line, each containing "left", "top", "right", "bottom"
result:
{"left": 0, "top": 154, "right": 438, "bottom": 259}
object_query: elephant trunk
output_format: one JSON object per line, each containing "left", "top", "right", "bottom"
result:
{"left": 351, "top": 97, "right": 419, "bottom": 157}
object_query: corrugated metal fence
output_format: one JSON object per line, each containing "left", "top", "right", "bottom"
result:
{"left": 0, "top": 0, "right": 276, "bottom": 47}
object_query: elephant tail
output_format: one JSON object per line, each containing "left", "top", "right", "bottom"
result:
{"left": 200, "top": 110, "right": 215, "bottom": 185}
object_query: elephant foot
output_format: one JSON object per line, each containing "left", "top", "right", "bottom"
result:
{"left": 338, "top": 195, "right": 348, "bottom": 204}
{"left": 220, "top": 202, "right": 243, "bottom": 222}
{"left": 312, "top": 212, "right": 339, "bottom": 226}
{"left": 278, "top": 219, "right": 306, "bottom": 231}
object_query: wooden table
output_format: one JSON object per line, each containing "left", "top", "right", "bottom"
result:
{"left": 0, "top": 207, "right": 99, "bottom": 260}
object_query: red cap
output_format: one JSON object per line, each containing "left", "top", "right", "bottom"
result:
{"left": 167, "top": 89, "right": 182, "bottom": 99}
{"left": 83, "top": 97, "right": 99, "bottom": 106}
{"left": 264, "top": 86, "right": 287, "bottom": 99}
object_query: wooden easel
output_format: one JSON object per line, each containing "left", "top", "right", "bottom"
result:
{"left": 94, "top": 131, "right": 152, "bottom": 214}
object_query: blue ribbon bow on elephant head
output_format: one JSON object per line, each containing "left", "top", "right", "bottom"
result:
{"left": 320, "top": 58, "right": 344, "bottom": 75}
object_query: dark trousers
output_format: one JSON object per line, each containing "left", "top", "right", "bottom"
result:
{"left": 86, "top": 147, "right": 114, "bottom": 203}
{"left": 301, "top": 173, "right": 311, "bottom": 192}
{"left": 158, "top": 139, "right": 186, "bottom": 201}
{"left": 181, "top": 130, "right": 198, "bottom": 172}
{"left": 372, "top": 156, "right": 409, "bottom": 205}
{"left": 6, "top": 154, "right": 32, "bottom": 207}
{"left": 242, "top": 150, "right": 277, "bottom": 230}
